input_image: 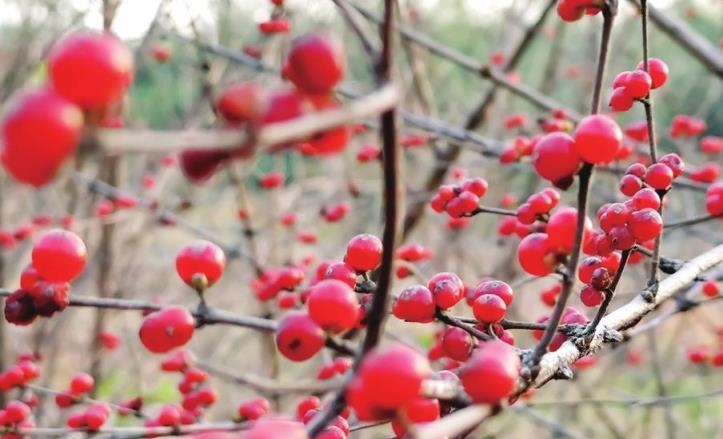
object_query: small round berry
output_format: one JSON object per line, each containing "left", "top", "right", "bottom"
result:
{"left": 344, "top": 234, "right": 383, "bottom": 272}
{"left": 628, "top": 208, "right": 663, "bottom": 242}
{"left": 532, "top": 132, "right": 581, "bottom": 184}
{"left": 69, "top": 373, "right": 94, "bottom": 395}
{"left": 624, "top": 70, "right": 652, "bottom": 99}
{"left": 702, "top": 281, "right": 719, "bottom": 298}
{"left": 573, "top": 115, "right": 622, "bottom": 164}
{"left": 471, "top": 280, "right": 514, "bottom": 306}
{"left": 31, "top": 229, "right": 87, "bottom": 282}
{"left": 427, "top": 272, "right": 464, "bottom": 309}
{"left": 175, "top": 240, "right": 226, "bottom": 289}
{"left": 631, "top": 188, "right": 661, "bottom": 211}
{"left": 459, "top": 340, "right": 520, "bottom": 404}
{"left": 644, "top": 163, "right": 674, "bottom": 190}
{"left": 392, "top": 285, "right": 435, "bottom": 323}
{"left": 275, "top": 312, "right": 325, "bottom": 362}
{"left": 636, "top": 58, "right": 669, "bottom": 89}
{"left": 659, "top": 153, "right": 685, "bottom": 177}
{"left": 517, "top": 233, "right": 556, "bottom": 276}
{"left": 284, "top": 33, "right": 344, "bottom": 95}
{"left": 307, "top": 279, "right": 359, "bottom": 334}
{"left": 547, "top": 207, "right": 592, "bottom": 254}
{"left": 441, "top": 327, "right": 475, "bottom": 361}
{"left": 323, "top": 262, "right": 357, "bottom": 289}
{"left": 472, "top": 294, "right": 507, "bottom": 323}
{"left": 139, "top": 306, "right": 195, "bottom": 354}
{"left": 620, "top": 174, "right": 643, "bottom": 196}
{"left": 215, "top": 82, "right": 265, "bottom": 125}
{"left": 609, "top": 87, "right": 634, "bottom": 112}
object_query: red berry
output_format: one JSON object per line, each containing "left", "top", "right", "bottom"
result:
{"left": 686, "top": 346, "right": 709, "bottom": 364}
{"left": 179, "top": 148, "right": 231, "bottom": 184}
{"left": 391, "top": 397, "right": 440, "bottom": 437}
{"left": 471, "top": 280, "right": 514, "bottom": 306}
{"left": 275, "top": 312, "right": 325, "bottom": 362}
{"left": 392, "top": 285, "right": 435, "bottom": 323}
{"left": 69, "top": 373, "right": 94, "bottom": 395}
{"left": 472, "top": 294, "right": 507, "bottom": 323}
{"left": 644, "top": 163, "right": 674, "bottom": 190}
{"left": 631, "top": 188, "right": 661, "bottom": 211}
{"left": 441, "top": 327, "right": 474, "bottom": 361}
{"left": 612, "top": 71, "right": 630, "bottom": 89}
{"left": 609, "top": 225, "right": 635, "bottom": 251}
{"left": 701, "top": 281, "right": 719, "bottom": 298}
{"left": 139, "top": 306, "right": 195, "bottom": 354}
{"left": 578, "top": 256, "right": 603, "bottom": 283}
{"left": 4, "top": 401, "right": 31, "bottom": 423}
{"left": 517, "top": 233, "right": 556, "bottom": 276}
{"left": 284, "top": 33, "right": 344, "bottom": 95}
{"left": 344, "top": 234, "right": 383, "bottom": 272}
{"left": 532, "top": 132, "right": 581, "bottom": 184}
{"left": 175, "top": 240, "right": 226, "bottom": 289}
{"left": 238, "top": 398, "right": 270, "bottom": 421}
{"left": 307, "top": 279, "right": 358, "bottom": 334}
{"left": 323, "top": 262, "right": 357, "bottom": 289}
{"left": 706, "top": 182, "right": 723, "bottom": 216}
{"left": 158, "top": 404, "right": 182, "bottom": 426}
{"left": 628, "top": 208, "right": 663, "bottom": 242}
{"left": 609, "top": 87, "right": 634, "bottom": 112}
{"left": 215, "top": 82, "right": 264, "bottom": 125}
{"left": 624, "top": 70, "right": 652, "bottom": 99}
{"left": 151, "top": 44, "right": 171, "bottom": 62}
{"left": 573, "top": 115, "right": 622, "bottom": 164}
{"left": 619, "top": 174, "right": 643, "bottom": 196}
{"left": 427, "top": 272, "right": 464, "bottom": 309}
{"left": 1, "top": 89, "right": 83, "bottom": 186}
{"left": 459, "top": 340, "right": 520, "bottom": 403}
{"left": 48, "top": 31, "right": 133, "bottom": 109}
{"left": 659, "top": 153, "right": 685, "bottom": 177}
{"left": 636, "top": 58, "right": 669, "bottom": 89}
{"left": 547, "top": 207, "right": 592, "bottom": 254}
{"left": 31, "top": 229, "right": 87, "bottom": 282}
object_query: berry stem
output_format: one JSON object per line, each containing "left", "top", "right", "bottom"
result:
{"left": 585, "top": 249, "right": 631, "bottom": 335}
{"left": 663, "top": 213, "right": 723, "bottom": 230}
{"left": 464, "top": 205, "right": 518, "bottom": 217}
{"left": 305, "top": 1, "right": 400, "bottom": 435}
{"left": 435, "top": 309, "right": 492, "bottom": 341}
{"left": 590, "top": 1, "right": 617, "bottom": 115}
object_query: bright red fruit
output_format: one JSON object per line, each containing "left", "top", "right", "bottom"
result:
{"left": 259, "top": 171, "right": 285, "bottom": 189}
{"left": 459, "top": 340, "right": 520, "bottom": 403}
{"left": 323, "top": 262, "right": 357, "bottom": 289}
{"left": 275, "top": 312, "right": 325, "bottom": 361}
{"left": 1, "top": 89, "right": 83, "bottom": 186}
{"left": 517, "top": 233, "right": 557, "bottom": 276}
{"left": 580, "top": 284, "right": 604, "bottom": 307}
{"left": 307, "top": 279, "right": 358, "bottom": 333}
{"left": 31, "top": 229, "right": 87, "bottom": 282}
{"left": 284, "top": 33, "right": 344, "bottom": 95}
{"left": 428, "top": 272, "right": 464, "bottom": 309}
{"left": 344, "top": 234, "right": 383, "bottom": 272}
{"left": 636, "top": 58, "right": 669, "bottom": 89}
{"left": 533, "top": 132, "right": 581, "bottom": 185}
{"left": 471, "top": 280, "right": 514, "bottom": 306}
{"left": 139, "top": 306, "right": 195, "bottom": 354}
{"left": 629, "top": 208, "right": 663, "bottom": 242}
{"left": 624, "top": 70, "right": 652, "bottom": 98}
{"left": 701, "top": 281, "right": 719, "bottom": 298}
{"left": 151, "top": 44, "right": 171, "bottom": 62}
{"left": 179, "top": 149, "right": 231, "bottom": 184}
{"left": 48, "top": 31, "right": 133, "bottom": 109}
{"left": 391, "top": 397, "right": 440, "bottom": 437}
{"left": 473, "top": 294, "right": 507, "bottom": 323}
{"left": 392, "top": 285, "right": 435, "bottom": 323}
{"left": 547, "top": 207, "right": 592, "bottom": 254}
{"left": 215, "top": 82, "right": 265, "bottom": 125}
{"left": 573, "top": 115, "right": 622, "bottom": 164}
{"left": 706, "top": 182, "right": 723, "bottom": 216}
{"left": 609, "top": 87, "right": 633, "bottom": 112}
{"left": 69, "top": 373, "right": 94, "bottom": 395}
{"left": 441, "top": 327, "right": 474, "bottom": 361}
{"left": 175, "top": 240, "right": 226, "bottom": 289}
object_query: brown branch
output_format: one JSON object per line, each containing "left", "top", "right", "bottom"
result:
{"left": 664, "top": 213, "right": 722, "bottom": 230}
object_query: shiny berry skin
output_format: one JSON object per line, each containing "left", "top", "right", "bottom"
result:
{"left": 428, "top": 272, "right": 464, "bottom": 309}
{"left": 517, "top": 233, "right": 556, "bottom": 276}
{"left": 307, "top": 279, "right": 358, "bottom": 333}
{"left": 631, "top": 188, "right": 661, "bottom": 211}
{"left": 471, "top": 280, "right": 514, "bottom": 306}
{"left": 658, "top": 153, "right": 684, "bottom": 177}
{"left": 532, "top": 132, "right": 581, "bottom": 184}
{"left": 4, "top": 401, "right": 31, "bottom": 423}
{"left": 460, "top": 177, "right": 488, "bottom": 197}
{"left": 441, "top": 327, "right": 474, "bottom": 361}
{"left": 284, "top": 33, "right": 344, "bottom": 95}
{"left": 624, "top": 70, "right": 652, "bottom": 99}
{"left": 344, "top": 234, "right": 383, "bottom": 272}
{"left": 48, "top": 31, "right": 133, "bottom": 109}
{"left": 609, "top": 87, "right": 634, "bottom": 112}
{"left": 20, "top": 264, "right": 39, "bottom": 291}
{"left": 619, "top": 174, "right": 644, "bottom": 196}
{"left": 613, "top": 71, "right": 630, "bottom": 89}
{"left": 645, "top": 163, "right": 675, "bottom": 190}
{"left": 547, "top": 207, "right": 592, "bottom": 254}
{"left": 609, "top": 226, "right": 635, "bottom": 251}
{"left": 1, "top": 89, "right": 83, "bottom": 186}
{"left": 459, "top": 340, "right": 520, "bottom": 404}
{"left": 473, "top": 294, "right": 506, "bottom": 323}
{"left": 139, "top": 306, "right": 195, "bottom": 354}
{"left": 636, "top": 58, "right": 669, "bottom": 89}
{"left": 158, "top": 404, "right": 182, "bottom": 426}
{"left": 69, "top": 373, "right": 94, "bottom": 395}
{"left": 706, "top": 182, "right": 723, "bottom": 216}
{"left": 175, "top": 240, "right": 226, "bottom": 288}
{"left": 354, "top": 343, "right": 431, "bottom": 409}
{"left": 323, "top": 262, "right": 357, "bottom": 289}
{"left": 392, "top": 285, "right": 435, "bottom": 323}
{"left": 238, "top": 398, "right": 270, "bottom": 421}
{"left": 629, "top": 208, "right": 663, "bottom": 242}
{"left": 275, "top": 312, "right": 325, "bottom": 362}
{"left": 215, "top": 82, "right": 264, "bottom": 125}
{"left": 578, "top": 256, "right": 603, "bottom": 283}
{"left": 573, "top": 115, "right": 622, "bottom": 164}
{"left": 31, "top": 229, "right": 87, "bottom": 282}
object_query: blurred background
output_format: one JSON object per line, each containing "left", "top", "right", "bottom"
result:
{"left": 0, "top": 0, "right": 721, "bottom": 437}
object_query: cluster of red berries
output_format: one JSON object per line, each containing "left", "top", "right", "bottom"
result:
{"left": 181, "top": 32, "right": 347, "bottom": 183}
{"left": 685, "top": 345, "right": 723, "bottom": 367}
{"left": 670, "top": 114, "right": 706, "bottom": 138}
{"left": 499, "top": 136, "right": 534, "bottom": 165}
{"left": 321, "top": 202, "right": 351, "bottom": 223}
{"left": 1, "top": 31, "right": 133, "bottom": 186}
{"left": 576, "top": 252, "right": 623, "bottom": 307}
{"left": 316, "top": 357, "right": 353, "bottom": 381}
{"left": 687, "top": 162, "right": 720, "bottom": 183}
{"left": 145, "top": 351, "right": 218, "bottom": 428}
{"left": 54, "top": 373, "right": 94, "bottom": 408}
{"left": 0, "top": 401, "right": 34, "bottom": 436}
{"left": 252, "top": 265, "right": 305, "bottom": 302}
{"left": 556, "top": 0, "right": 602, "bottom": 22}
{"left": 392, "top": 272, "right": 465, "bottom": 322}
{"left": 65, "top": 403, "right": 112, "bottom": 431}
{"left": 503, "top": 113, "right": 527, "bottom": 130}
{"left": 430, "top": 177, "right": 489, "bottom": 217}
{"left": 4, "top": 229, "right": 87, "bottom": 326}
{"left": 609, "top": 58, "right": 668, "bottom": 112}
{"left": 0, "top": 356, "right": 40, "bottom": 392}
{"left": 619, "top": 154, "right": 684, "bottom": 195}
{"left": 395, "top": 243, "right": 433, "bottom": 278}
{"left": 237, "top": 397, "right": 271, "bottom": 421}
{"left": 274, "top": 234, "right": 381, "bottom": 361}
